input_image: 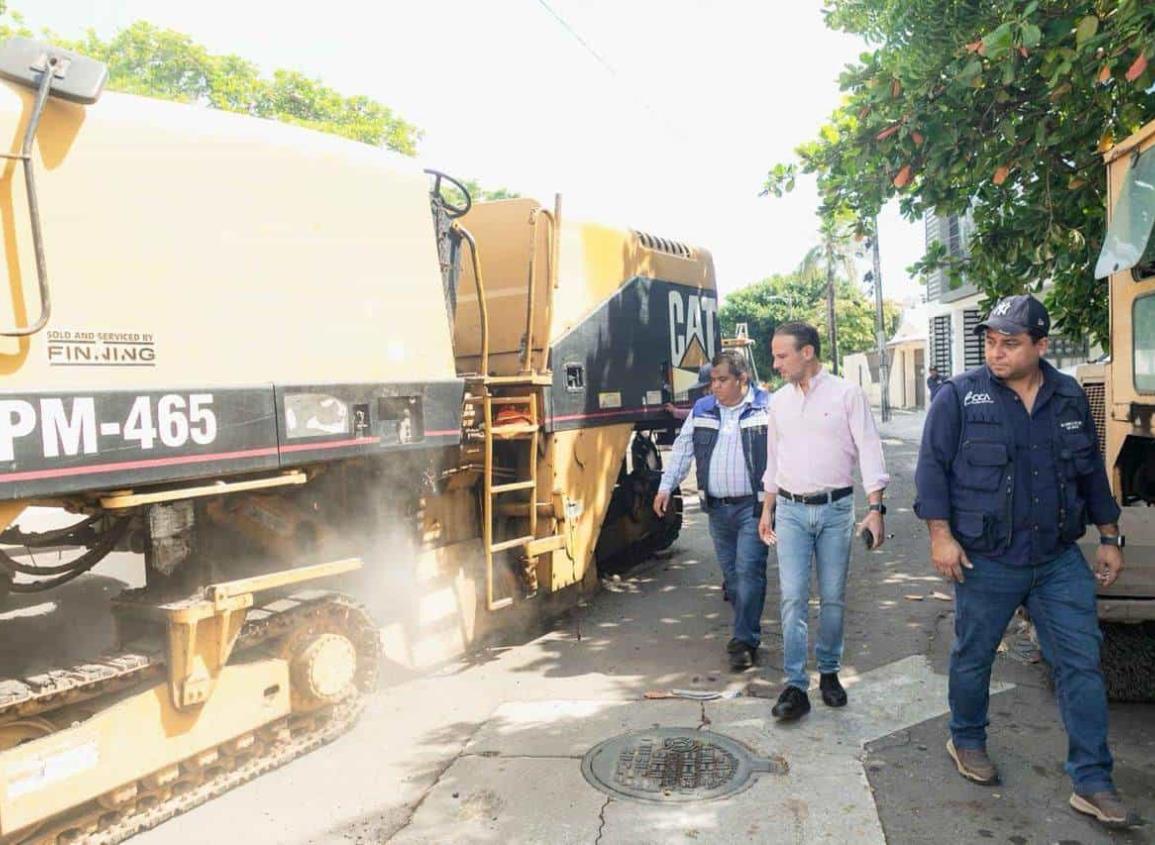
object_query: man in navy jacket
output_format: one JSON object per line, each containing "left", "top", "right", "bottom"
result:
{"left": 915, "top": 295, "right": 1137, "bottom": 829}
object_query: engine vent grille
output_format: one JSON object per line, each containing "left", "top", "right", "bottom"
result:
{"left": 634, "top": 230, "right": 692, "bottom": 259}
{"left": 1084, "top": 381, "right": 1107, "bottom": 460}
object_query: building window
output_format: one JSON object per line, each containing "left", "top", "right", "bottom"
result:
{"left": 963, "top": 309, "right": 983, "bottom": 369}
{"left": 924, "top": 211, "right": 976, "bottom": 304}
{"left": 947, "top": 215, "right": 962, "bottom": 257}
{"left": 931, "top": 315, "right": 953, "bottom": 374}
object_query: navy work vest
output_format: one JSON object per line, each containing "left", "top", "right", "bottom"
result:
{"left": 947, "top": 365, "right": 1096, "bottom": 556}
{"left": 690, "top": 387, "right": 771, "bottom": 516}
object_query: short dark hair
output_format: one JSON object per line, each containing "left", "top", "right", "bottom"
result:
{"left": 774, "top": 321, "right": 821, "bottom": 357}
{"left": 711, "top": 349, "right": 749, "bottom": 379}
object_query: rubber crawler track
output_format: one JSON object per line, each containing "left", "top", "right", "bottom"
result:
{"left": 3, "top": 591, "right": 380, "bottom": 845}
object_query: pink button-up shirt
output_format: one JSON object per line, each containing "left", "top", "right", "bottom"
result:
{"left": 762, "top": 368, "right": 890, "bottom": 496}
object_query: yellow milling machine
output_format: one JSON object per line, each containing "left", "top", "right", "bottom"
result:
{"left": 0, "top": 39, "right": 719, "bottom": 841}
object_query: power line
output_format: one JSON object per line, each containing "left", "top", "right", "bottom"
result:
{"left": 532, "top": 0, "right": 693, "bottom": 147}
{"left": 535, "top": 0, "right": 619, "bottom": 80}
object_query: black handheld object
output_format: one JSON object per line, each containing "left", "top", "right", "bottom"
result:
{"left": 861, "top": 528, "right": 875, "bottom": 550}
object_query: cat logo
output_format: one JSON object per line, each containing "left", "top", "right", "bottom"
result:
{"left": 668, "top": 290, "right": 718, "bottom": 394}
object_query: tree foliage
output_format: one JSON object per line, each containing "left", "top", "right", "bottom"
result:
{"left": 765, "top": 0, "right": 1155, "bottom": 348}
{"left": 719, "top": 271, "right": 900, "bottom": 381}
{"left": 442, "top": 177, "right": 522, "bottom": 208}
{"left": 1, "top": 14, "right": 422, "bottom": 155}
{"left": 797, "top": 215, "right": 859, "bottom": 291}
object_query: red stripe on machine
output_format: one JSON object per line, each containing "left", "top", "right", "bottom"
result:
{"left": 279, "top": 437, "right": 381, "bottom": 454}
{"left": 550, "top": 406, "right": 667, "bottom": 423}
{"left": 0, "top": 446, "right": 281, "bottom": 483}
{"left": 281, "top": 431, "right": 457, "bottom": 452}
{"left": 0, "top": 432, "right": 463, "bottom": 485}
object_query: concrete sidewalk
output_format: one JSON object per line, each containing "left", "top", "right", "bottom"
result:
{"left": 387, "top": 654, "right": 1003, "bottom": 844}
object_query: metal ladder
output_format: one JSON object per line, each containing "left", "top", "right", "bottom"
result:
{"left": 468, "top": 377, "right": 545, "bottom": 610}
{"left": 457, "top": 209, "right": 565, "bottom": 611}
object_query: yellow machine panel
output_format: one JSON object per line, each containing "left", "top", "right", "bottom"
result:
{"left": 0, "top": 87, "right": 456, "bottom": 388}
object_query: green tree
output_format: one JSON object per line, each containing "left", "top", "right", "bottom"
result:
{"left": 1, "top": 14, "right": 422, "bottom": 155}
{"left": 439, "top": 177, "right": 522, "bottom": 209}
{"left": 796, "top": 214, "right": 861, "bottom": 373}
{"left": 718, "top": 273, "right": 809, "bottom": 377}
{"left": 765, "top": 0, "right": 1155, "bottom": 348}
{"left": 719, "top": 272, "right": 900, "bottom": 382}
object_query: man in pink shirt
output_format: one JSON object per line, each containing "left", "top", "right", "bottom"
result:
{"left": 758, "top": 322, "right": 889, "bottom": 720}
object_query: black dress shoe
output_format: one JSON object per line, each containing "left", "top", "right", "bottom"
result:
{"left": 726, "top": 638, "right": 756, "bottom": 671}
{"left": 820, "top": 672, "right": 848, "bottom": 707}
{"left": 771, "top": 686, "right": 811, "bottom": 720}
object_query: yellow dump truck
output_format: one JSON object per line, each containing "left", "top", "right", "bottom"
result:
{"left": 1080, "top": 117, "right": 1155, "bottom": 701}
{"left": 0, "top": 39, "right": 717, "bottom": 841}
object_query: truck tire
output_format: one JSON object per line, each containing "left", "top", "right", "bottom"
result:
{"left": 594, "top": 435, "right": 681, "bottom": 575}
{"left": 1099, "top": 621, "right": 1155, "bottom": 702}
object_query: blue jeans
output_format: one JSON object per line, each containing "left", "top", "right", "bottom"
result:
{"left": 775, "top": 496, "right": 855, "bottom": 690}
{"left": 706, "top": 502, "right": 768, "bottom": 648}
{"left": 950, "top": 544, "right": 1114, "bottom": 793}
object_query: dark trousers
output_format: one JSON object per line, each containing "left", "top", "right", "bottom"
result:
{"left": 949, "top": 544, "right": 1114, "bottom": 793}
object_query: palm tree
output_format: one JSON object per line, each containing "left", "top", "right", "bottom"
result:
{"left": 796, "top": 215, "right": 860, "bottom": 374}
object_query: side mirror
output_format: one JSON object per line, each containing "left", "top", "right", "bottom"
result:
{"left": 0, "top": 38, "right": 107, "bottom": 337}
{"left": 0, "top": 37, "right": 107, "bottom": 104}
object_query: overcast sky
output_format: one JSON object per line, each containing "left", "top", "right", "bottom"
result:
{"left": 25, "top": 0, "right": 926, "bottom": 304}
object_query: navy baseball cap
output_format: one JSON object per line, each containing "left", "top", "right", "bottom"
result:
{"left": 974, "top": 295, "right": 1050, "bottom": 339}
{"left": 691, "top": 363, "right": 714, "bottom": 389}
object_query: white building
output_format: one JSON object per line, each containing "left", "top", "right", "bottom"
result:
{"left": 843, "top": 302, "right": 928, "bottom": 410}
{"left": 924, "top": 212, "right": 1092, "bottom": 378}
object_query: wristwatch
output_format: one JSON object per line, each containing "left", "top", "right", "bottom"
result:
{"left": 867, "top": 503, "right": 887, "bottom": 515}
{"left": 1099, "top": 534, "right": 1125, "bottom": 548}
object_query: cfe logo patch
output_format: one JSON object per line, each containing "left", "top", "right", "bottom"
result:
{"left": 667, "top": 290, "right": 718, "bottom": 393}
{"left": 963, "top": 391, "right": 995, "bottom": 407}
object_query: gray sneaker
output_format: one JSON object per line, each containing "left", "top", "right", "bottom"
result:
{"left": 1069, "top": 791, "right": 1144, "bottom": 829}
{"left": 946, "top": 739, "right": 999, "bottom": 785}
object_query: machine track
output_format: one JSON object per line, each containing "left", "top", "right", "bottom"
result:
{"left": 2, "top": 591, "right": 380, "bottom": 845}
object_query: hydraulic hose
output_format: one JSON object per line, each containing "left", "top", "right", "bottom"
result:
{"left": 0, "top": 518, "right": 128, "bottom": 589}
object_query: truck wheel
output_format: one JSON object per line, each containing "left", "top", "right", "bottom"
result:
{"left": 1099, "top": 621, "right": 1155, "bottom": 702}
{"left": 648, "top": 487, "right": 682, "bottom": 552}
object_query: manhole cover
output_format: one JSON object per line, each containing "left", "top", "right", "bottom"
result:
{"left": 581, "top": 728, "right": 785, "bottom": 803}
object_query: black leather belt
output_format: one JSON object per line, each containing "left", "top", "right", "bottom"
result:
{"left": 707, "top": 494, "right": 756, "bottom": 506}
{"left": 778, "top": 487, "right": 853, "bottom": 505}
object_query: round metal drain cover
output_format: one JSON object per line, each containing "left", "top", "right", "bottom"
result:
{"left": 581, "top": 728, "right": 783, "bottom": 803}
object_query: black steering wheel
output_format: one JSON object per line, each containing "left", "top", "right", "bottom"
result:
{"left": 424, "top": 168, "right": 472, "bottom": 219}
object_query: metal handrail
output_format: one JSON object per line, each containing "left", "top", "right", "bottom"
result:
{"left": 457, "top": 223, "right": 488, "bottom": 377}
{"left": 2, "top": 60, "right": 56, "bottom": 337}
{"left": 520, "top": 203, "right": 559, "bottom": 373}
